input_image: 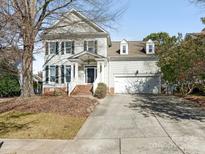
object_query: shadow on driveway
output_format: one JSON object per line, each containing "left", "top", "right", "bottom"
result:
{"left": 129, "top": 95, "right": 205, "bottom": 121}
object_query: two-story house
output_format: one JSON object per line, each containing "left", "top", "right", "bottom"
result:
{"left": 42, "top": 9, "right": 161, "bottom": 95}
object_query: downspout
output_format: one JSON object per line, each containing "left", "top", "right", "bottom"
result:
{"left": 108, "top": 57, "right": 110, "bottom": 93}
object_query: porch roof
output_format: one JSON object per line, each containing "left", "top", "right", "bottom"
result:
{"left": 68, "top": 51, "right": 106, "bottom": 61}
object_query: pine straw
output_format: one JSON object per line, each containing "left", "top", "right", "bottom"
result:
{"left": 0, "top": 96, "right": 98, "bottom": 118}
{"left": 185, "top": 95, "right": 205, "bottom": 107}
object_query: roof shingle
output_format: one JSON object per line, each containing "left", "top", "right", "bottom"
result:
{"left": 108, "top": 41, "right": 158, "bottom": 61}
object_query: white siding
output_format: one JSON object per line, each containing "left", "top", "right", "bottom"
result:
{"left": 47, "top": 12, "right": 98, "bottom": 34}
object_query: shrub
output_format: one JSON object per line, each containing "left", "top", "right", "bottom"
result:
{"left": 191, "top": 84, "right": 205, "bottom": 96}
{"left": 94, "top": 83, "right": 107, "bottom": 99}
{"left": 0, "top": 74, "right": 20, "bottom": 97}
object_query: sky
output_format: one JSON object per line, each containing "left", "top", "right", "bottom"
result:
{"left": 33, "top": 0, "right": 205, "bottom": 73}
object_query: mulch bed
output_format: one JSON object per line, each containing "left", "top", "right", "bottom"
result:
{"left": 185, "top": 96, "right": 205, "bottom": 107}
{"left": 0, "top": 96, "right": 98, "bottom": 117}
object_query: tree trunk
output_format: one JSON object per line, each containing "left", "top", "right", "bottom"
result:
{"left": 21, "top": 47, "right": 34, "bottom": 97}
{"left": 21, "top": 32, "right": 35, "bottom": 97}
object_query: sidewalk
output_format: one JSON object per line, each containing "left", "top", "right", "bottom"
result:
{"left": 0, "top": 139, "right": 119, "bottom": 154}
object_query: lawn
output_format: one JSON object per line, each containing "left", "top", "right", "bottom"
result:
{"left": 0, "top": 96, "right": 98, "bottom": 139}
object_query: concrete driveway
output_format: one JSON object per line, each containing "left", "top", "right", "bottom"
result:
{"left": 1, "top": 95, "right": 205, "bottom": 154}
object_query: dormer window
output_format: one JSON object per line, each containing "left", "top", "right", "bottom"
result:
{"left": 146, "top": 39, "right": 155, "bottom": 54}
{"left": 149, "top": 45, "right": 154, "bottom": 53}
{"left": 122, "top": 45, "right": 126, "bottom": 53}
{"left": 120, "top": 39, "right": 128, "bottom": 55}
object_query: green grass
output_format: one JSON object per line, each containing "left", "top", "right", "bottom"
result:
{"left": 0, "top": 111, "right": 86, "bottom": 139}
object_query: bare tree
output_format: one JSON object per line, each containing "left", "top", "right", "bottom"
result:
{"left": 0, "top": 0, "right": 124, "bottom": 97}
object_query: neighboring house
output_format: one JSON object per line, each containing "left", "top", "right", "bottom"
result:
{"left": 33, "top": 74, "right": 43, "bottom": 95}
{"left": 42, "top": 9, "right": 161, "bottom": 95}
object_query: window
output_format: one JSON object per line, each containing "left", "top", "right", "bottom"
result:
{"left": 123, "top": 45, "right": 126, "bottom": 53}
{"left": 149, "top": 45, "right": 153, "bottom": 53}
{"left": 50, "top": 42, "right": 56, "bottom": 54}
{"left": 50, "top": 66, "right": 56, "bottom": 82}
{"left": 88, "top": 41, "right": 95, "bottom": 53}
{"left": 120, "top": 40, "right": 128, "bottom": 55}
{"left": 84, "top": 40, "right": 97, "bottom": 53}
{"left": 65, "top": 41, "right": 72, "bottom": 54}
{"left": 49, "top": 42, "right": 59, "bottom": 54}
{"left": 65, "top": 66, "right": 71, "bottom": 82}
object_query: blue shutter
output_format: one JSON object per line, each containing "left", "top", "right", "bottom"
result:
{"left": 84, "top": 41, "right": 87, "bottom": 51}
{"left": 56, "top": 42, "right": 59, "bottom": 55}
{"left": 45, "top": 42, "right": 48, "bottom": 55}
{"left": 61, "top": 65, "right": 64, "bottom": 84}
{"left": 61, "top": 42, "right": 64, "bottom": 55}
{"left": 56, "top": 65, "right": 59, "bottom": 83}
{"left": 72, "top": 41, "right": 75, "bottom": 54}
{"left": 95, "top": 40, "right": 98, "bottom": 54}
{"left": 45, "top": 65, "right": 49, "bottom": 83}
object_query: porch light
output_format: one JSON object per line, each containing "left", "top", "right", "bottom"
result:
{"left": 135, "top": 70, "right": 139, "bottom": 76}
{"left": 86, "top": 59, "right": 91, "bottom": 64}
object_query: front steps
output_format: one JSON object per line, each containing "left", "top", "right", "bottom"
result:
{"left": 71, "top": 85, "right": 93, "bottom": 96}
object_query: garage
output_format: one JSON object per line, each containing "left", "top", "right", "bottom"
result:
{"left": 114, "top": 75, "right": 160, "bottom": 94}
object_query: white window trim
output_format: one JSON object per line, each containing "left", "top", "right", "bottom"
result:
{"left": 87, "top": 40, "right": 95, "bottom": 53}
{"left": 146, "top": 40, "right": 155, "bottom": 54}
{"left": 120, "top": 43, "right": 128, "bottom": 55}
{"left": 65, "top": 41, "right": 73, "bottom": 54}
{"left": 60, "top": 40, "right": 74, "bottom": 55}
{"left": 49, "top": 42, "right": 56, "bottom": 55}
{"left": 65, "top": 65, "right": 71, "bottom": 83}
{"left": 149, "top": 45, "right": 154, "bottom": 52}
{"left": 47, "top": 40, "right": 75, "bottom": 55}
{"left": 50, "top": 65, "right": 56, "bottom": 83}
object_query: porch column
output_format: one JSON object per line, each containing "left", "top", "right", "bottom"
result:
{"left": 75, "top": 63, "right": 78, "bottom": 83}
{"left": 97, "top": 61, "right": 101, "bottom": 82}
{"left": 101, "top": 62, "right": 105, "bottom": 83}
{"left": 71, "top": 64, "right": 74, "bottom": 82}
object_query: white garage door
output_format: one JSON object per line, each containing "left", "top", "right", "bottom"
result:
{"left": 114, "top": 76, "right": 160, "bottom": 94}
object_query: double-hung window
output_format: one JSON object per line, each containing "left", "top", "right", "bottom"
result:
{"left": 65, "top": 66, "right": 71, "bottom": 83}
{"left": 149, "top": 45, "right": 153, "bottom": 53}
{"left": 122, "top": 45, "right": 126, "bottom": 53}
{"left": 65, "top": 41, "right": 72, "bottom": 54}
{"left": 50, "top": 66, "right": 56, "bottom": 82}
{"left": 50, "top": 42, "right": 56, "bottom": 54}
{"left": 88, "top": 41, "right": 95, "bottom": 53}
{"left": 84, "top": 40, "right": 97, "bottom": 53}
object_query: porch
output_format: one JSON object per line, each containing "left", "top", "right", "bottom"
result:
{"left": 68, "top": 51, "right": 107, "bottom": 95}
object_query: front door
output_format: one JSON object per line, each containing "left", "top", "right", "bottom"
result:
{"left": 85, "top": 67, "right": 97, "bottom": 83}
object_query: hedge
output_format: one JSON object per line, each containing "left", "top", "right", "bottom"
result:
{"left": 0, "top": 74, "right": 20, "bottom": 97}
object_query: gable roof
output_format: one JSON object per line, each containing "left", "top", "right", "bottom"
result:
{"left": 108, "top": 41, "right": 158, "bottom": 61}
{"left": 69, "top": 9, "right": 108, "bottom": 33}
{"left": 42, "top": 9, "right": 111, "bottom": 46}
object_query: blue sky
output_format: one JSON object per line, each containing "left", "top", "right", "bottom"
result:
{"left": 111, "top": 0, "right": 204, "bottom": 40}
{"left": 33, "top": 0, "right": 205, "bottom": 73}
